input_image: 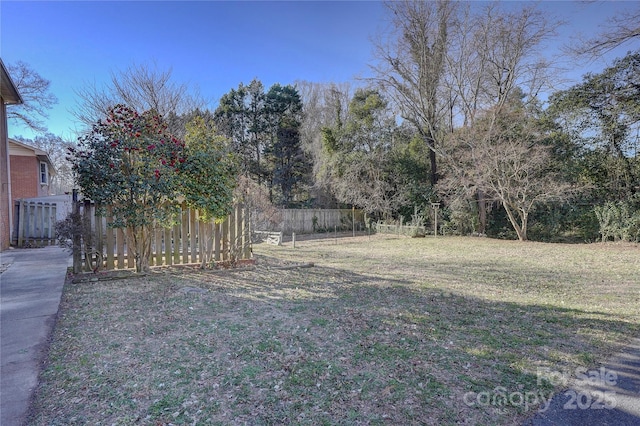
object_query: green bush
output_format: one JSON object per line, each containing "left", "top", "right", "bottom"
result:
{"left": 594, "top": 197, "right": 640, "bottom": 242}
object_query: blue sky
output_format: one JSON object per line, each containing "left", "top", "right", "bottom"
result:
{"left": 1, "top": 1, "right": 638, "bottom": 141}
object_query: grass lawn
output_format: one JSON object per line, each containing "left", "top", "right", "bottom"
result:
{"left": 28, "top": 235, "right": 639, "bottom": 425}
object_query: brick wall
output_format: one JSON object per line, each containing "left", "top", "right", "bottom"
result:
{"left": 10, "top": 155, "right": 39, "bottom": 205}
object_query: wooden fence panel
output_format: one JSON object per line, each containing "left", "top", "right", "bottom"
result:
{"left": 12, "top": 200, "right": 58, "bottom": 247}
{"left": 71, "top": 202, "right": 250, "bottom": 271}
{"left": 279, "top": 208, "right": 365, "bottom": 234}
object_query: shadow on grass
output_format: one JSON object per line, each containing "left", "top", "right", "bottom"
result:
{"left": 29, "top": 255, "right": 639, "bottom": 425}
{"left": 179, "top": 257, "right": 638, "bottom": 422}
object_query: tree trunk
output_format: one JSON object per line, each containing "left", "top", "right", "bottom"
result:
{"left": 429, "top": 148, "right": 438, "bottom": 186}
{"left": 424, "top": 133, "right": 438, "bottom": 186}
{"left": 502, "top": 203, "right": 527, "bottom": 241}
{"left": 128, "top": 225, "right": 152, "bottom": 273}
{"left": 200, "top": 222, "right": 215, "bottom": 269}
{"left": 477, "top": 190, "right": 487, "bottom": 234}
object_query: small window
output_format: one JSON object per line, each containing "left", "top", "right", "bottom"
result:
{"left": 40, "top": 162, "right": 48, "bottom": 185}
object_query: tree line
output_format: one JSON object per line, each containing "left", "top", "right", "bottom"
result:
{"left": 7, "top": 0, "right": 639, "bottom": 243}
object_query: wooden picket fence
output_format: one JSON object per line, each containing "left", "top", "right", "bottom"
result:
{"left": 74, "top": 202, "right": 251, "bottom": 272}
{"left": 13, "top": 200, "right": 58, "bottom": 247}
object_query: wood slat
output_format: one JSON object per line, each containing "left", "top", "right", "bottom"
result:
{"left": 116, "top": 228, "right": 125, "bottom": 269}
{"left": 95, "top": 206, "right": 103, "bottom": 271}
{"left": 105, "top": 207, "right": 115, "bottom": 270}
{"left": 164, "top": 227, "right": 172, "bottom": 266}
{"left": 154, "top": 228, "right": 162, "bottom": 266}
{"left": 190, "top": 209, "right": 197, "bottom": 264}
{"left": 214, "top": 222, "right": 221, "bottom": 261}
{"left": 181, "top": 202, "right": 189, "bottom": 264}
{"left": 222, "top": 219, "right": 229, "bottom": 261}
{"left": 172, "top": 223, "right": 180, "bottom": 264}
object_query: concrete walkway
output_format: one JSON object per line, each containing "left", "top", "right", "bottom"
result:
{"left": 524, "top": 337, "right": 640, "bottom": 425}
{"left": 0, "top": 246, "right": 71, "bottom": 426}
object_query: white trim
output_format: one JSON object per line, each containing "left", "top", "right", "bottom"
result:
{"left": 39, "top": 161, "right": 49, "bottom": 185}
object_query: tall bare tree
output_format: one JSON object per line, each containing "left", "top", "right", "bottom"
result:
{"left": 73, "top": 62, "right": 204, "bottom": 132}
{"left": 6, "top": 61, "right": 58, "bottom": 133}
{"left": 443, "top": 3, "right": 558, "bottom": 233}
{"left": 449, "top": 3, "right": 556, "bottom": 118}
{"left": 370, "top": 0, "right": 456, "bottom": 186}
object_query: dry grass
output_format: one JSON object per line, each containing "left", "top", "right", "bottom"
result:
{"left": 28, "top": 235, "right": 639, "bottom": 425}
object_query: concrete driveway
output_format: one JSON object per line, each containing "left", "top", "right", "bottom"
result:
{"left": 0, "top": 246, "right": 70, "bottom": 426}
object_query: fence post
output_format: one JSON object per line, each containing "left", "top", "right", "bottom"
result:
{"left": 72, "top": 190, "right": 81, "bottom": 273}
{"left": 431, "top": 202, "right": 440, "bottom": 237}
{"left": 16, "top": 200, "right": 24, "bottom": 247}
{"left": 82, "top": 200, "right": 93, "bottom": 272}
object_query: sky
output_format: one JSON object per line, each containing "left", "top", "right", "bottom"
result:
{"left": 1, "top": 1, "right": 638, "bottom": 141}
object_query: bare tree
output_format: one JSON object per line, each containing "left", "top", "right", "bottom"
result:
{"left": 570, "top": 4, "right": 640, "bottom": 59}
{"left": 441, "top": 3, "right": 559, "bottom": 129}
{"left": 370, "top": 0, "right": 456, "bottom": 186}
{"left": 441, "top": 3, "right": 558, "bottom": 233}
{"left": 440, "top": 100, "right": 572, "bottom": 241}
{"left": 73, "top": 62, "right": 205, "bottom": 130}
{"left": 370, "top": 1, "right": 557, "bottom": 190}
{"left": 6, "top": 61, "right": 58, "bottom": 133}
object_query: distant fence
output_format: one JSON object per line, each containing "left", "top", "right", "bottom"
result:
{"left": 74, "top": 202, "right": 251, "bottom": 272}
{"left": 280, "top": 209, "right": 366, "bottom": 234}
{"left": 376, "top": 221, "right": 427, "bottom": 237}
{"left": 12, "top": 200, "right": 57, "bottom": 247}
